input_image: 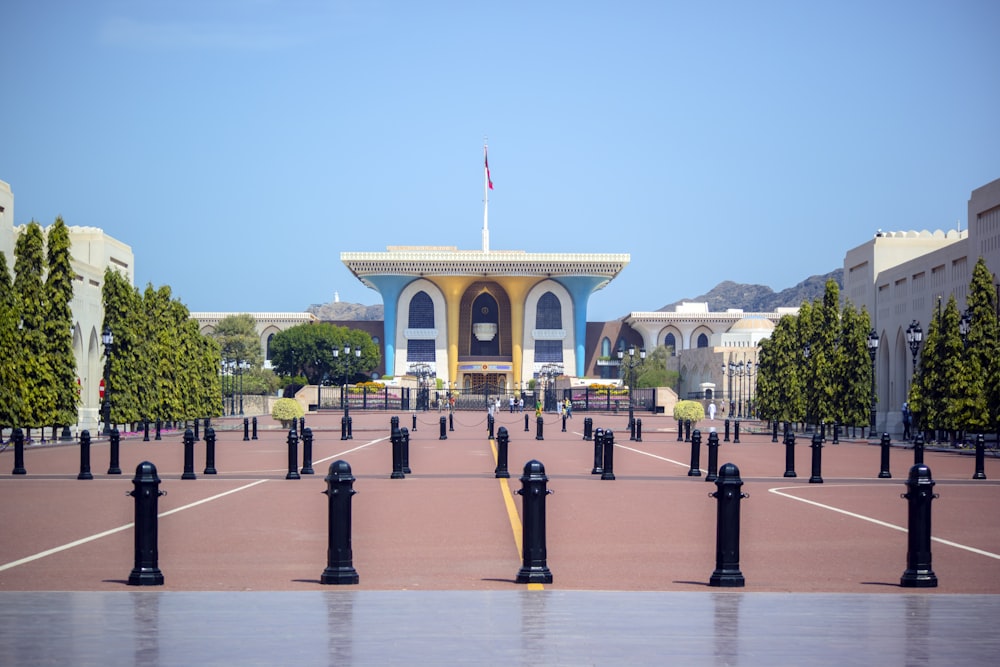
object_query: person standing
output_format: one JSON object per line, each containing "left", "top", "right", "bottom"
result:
{"left": 708, "top": 402, "right": 717, "bottom": 421}
{"left": 509, "top": 395, "right": 515, "bottom": 413}
{"left": 902, "top": 402, "right": 912, "bottom": 440}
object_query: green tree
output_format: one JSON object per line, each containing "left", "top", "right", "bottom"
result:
{"left": 963, "top": 258, "right": 999, "bottom": 433}
{"left": 834, "top": 303, "right": 873, "bottom": 429}
{"left": 45, "top": 218, "right": 78, "bottom": 431}
{"left": 756, "top": 313, "right": 804, "bottom": 424}
{"left": 102, "top": 267, "right": 144, "bottom": 426}
{"left": 270, "top": 323, "right": 380, "bottom": 384}
{"left": 937, "top": 296, "right": 968, "bottom": 439}
{"left": 912, "top": 299, "right": 947, "bottom": 436}
{"left": 634, "top": 345, "right": 678, "bottom": 388}
{"left": 13, "top": 222, "right": 54, "bottom": 429}
{"left": 0, "top": 252, "right": 24, "bottom": 427}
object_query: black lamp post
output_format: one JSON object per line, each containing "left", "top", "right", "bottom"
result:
{"left": 101, "top": 326, "right": 114, "bottom": 436}
{"left": 618, "top": 345, "right": 645, "bottom": 428}
{"left": 410, "top": 363, "right": 433, "bottom": 411}
{"left": 744, "top": 360, "right": 756, "bottom": 418}
{"left": 867, "top": 328, "right": 880, "bottom": 433}
{"left": 906, "top": 321, "right": 922, "bottom": 380}
{"left": 238, "top": 361, "right": 247, "bottom": 415}
{"left": 539, "top": 364, "right": 562, "bottom": 413}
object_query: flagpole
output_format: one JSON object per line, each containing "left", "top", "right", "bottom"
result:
{"left": 482, "top": 141, "right": 490, "bottom": 253}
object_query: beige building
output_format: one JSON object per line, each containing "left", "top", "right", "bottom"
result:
{"left": 845, "top": 177, "right": 1000, "bottom": 434}
{"left": 0, "top": 180, "right": 134, "bottom": 433}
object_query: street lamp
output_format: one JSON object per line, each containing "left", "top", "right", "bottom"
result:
{"left": 618, "top": 345, "right": 645, "bottom": 435}
{"left": 101, "top": 326, "right": 114, "bottom": 435}
{"left": 906, "top": 321, "right": 922, "bottom": 378}
{"left": 744, "top": 359, "right": 757, "bottom": 419}
{"left": 960, "top": 310, "right": 972, "bottom": 348}
{"left": 410, "top": 363, "right": 433, "bottom": 411}
{"left": 867, "top": 328, "right": 880, "bottom": 433}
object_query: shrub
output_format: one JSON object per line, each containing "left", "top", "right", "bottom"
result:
{"left": 272, "top": 398, "right": 304, "bottom": 423}
{"left": 673, "top": 400, "right": 705, "bottom": 424}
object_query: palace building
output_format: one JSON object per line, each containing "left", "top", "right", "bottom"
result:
{"left": 341, "top": 245, "right": 629, "bottom": 395}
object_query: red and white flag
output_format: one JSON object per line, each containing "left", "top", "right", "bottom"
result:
{"left": 485, "top": 147, "right": 493, "bottom": 190}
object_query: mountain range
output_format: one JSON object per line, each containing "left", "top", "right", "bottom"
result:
{"left": 309, "top": 269, "right": 844, "bottom": 321}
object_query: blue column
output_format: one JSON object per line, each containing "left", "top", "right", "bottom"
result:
{"left": 555, "top": 276, "right": 610, "bottom": 377}
{"left": 358, "top": 275, "right": 412, "bottom": 378}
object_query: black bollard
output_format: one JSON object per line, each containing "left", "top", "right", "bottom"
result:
{"left": 193, "top": 419, "right": 200, "bottom": 442}
{"left": 401, "top": 427, "right": 411, "bottom": 474}
{"left": 301, "top": 427, "right": 315, "bottom": 475}
{"left": 128, "top": 461, "right": 165, "bottom": 586}
{"left": 771, "top": 420, "right": 779, "bottom": 443}
{"left": 449, "top": 412, "right": 454, "bottom": 432}
{"left": 900, "top": 463, "right": 938, "bottom": 588}
{"left": 299, "top": 417, "right": 305, "bottom": 436}
{"left": 783, "top": 431, "right": 797, "bottom": 478}
{"left": 913, "top": 432, "right": 924, "bottom": 465}
{"left": 286, "top": 428, "right": 300, "bottom": 480}
{"left": 733, "top": 420, "right": 741, "bottom": 444}
{"left": 524, "top": 413, "right": 530, "bottom": 432}
{"left": 203, "top": 427, "right": 217, "bottom": 475}
{"left": 809, "top": 432, "right": 824, "bottom": 484}
{"left": 108, "top": 427, "right": 122, "bottom": 475}
{"left": 879, "top": 432, "right": 892, "bottom": 478}
{"left": 346, "top": 415, "right": 353, "bottom": 440}
{"left": 515, "top": 460, "right": 554, "bottom": 584}
{"left": 181, "top": 428, "right": 196, "bottom": 480}
{"left": 583, "top": 417, "right": 593, "bottom": 441}
{"left": 390, "top": 426, "right": 405, "bottom": 479}
{"left": 495, "top": 426, "right": 510, "bottom": 478}
{"left": 439, "top": 416, "right": 448, "bottom": 440}
{"left": 143, "top": 419, "right": 150, "bottom": 442}
{"left": 685, "top": 419, "right": 692, "bottom": 443}
{"left": 601, "top": 429, "right": 616, "bottom": 481}
{"left": 11, "top": 428, "right": 25, "bottom": 475}
{"left": 412, "top": 412, "right": 417, "bottom": 432}
{"left": 709, "top": 462, "right": 747, "bottom": 587}
{"left": 155, "top": 418, "right": 162, "bottom": 441}
{"left": 832, "top": 422, "right": 840, "bottom": 445}
{"left": 390, "top": 415, "right": 399, "bottom": 432}
{"left": 488, "top": 414, "right": 495, "bottom": 439}
{"left": 536, "top": 416, "right": 544, "bottom": 441}
{"left": 320, "top": 460, "right": 360, "bottom": 585}
{"left": 705, "top": 430, "right": 720, "bottom": 482}
{"left": 243, "top": 417, "right": 250, "bottom": 442}
{"left": 251, "top": 416, "right": 258, "bottom": 440}
{"left": 562, "top": 413, "right": 567, "bottom": 433}
{"left": 677, "top": 418, "right": 683, "bottom": 442}
{"left": 724, "top": 418, "right": 730, "bottom": 443}
{"left": 341, "top": 416, "right": 349, "bottom": 441}
{"left": 78, "top": 429, "right": 94, "bottom": 480}
{"left": 629, "top": 414, "right": 636, "bottom": 441}
{"left": 591, "top": 428, "right": 605, "bottom": 475}
{"left": 688, "top": 429, "right": 702, "bottom": 477}
{"left": 635, "top": 418, "right": 643, "bottom": 443}
{"left": 973, "top": 433, "right": 987, "bottom": 479}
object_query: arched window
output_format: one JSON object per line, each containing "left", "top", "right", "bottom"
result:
{"left": 407, "top": 291, "right": 435, "bottom": 361}
{"left": 601, "top": 337, "right": 611, "bottom": 357}
{"left": 266, "top": 333, "right": 275, "bottom": 361}
{"left": 664, "top": 332, "right": 676, "bottom": 356}
{"left": 534, "top": 291, "right": 563, "bottom": 362}
{"left": 697, "top": 333, "right": 709, "bottom": 348}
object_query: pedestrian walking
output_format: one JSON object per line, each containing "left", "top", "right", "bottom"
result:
{"left": 902, "top": 402, "right": 912, "bottom": 440}
{"left": 708, "top": 402, "right": 716, "bottom": 421}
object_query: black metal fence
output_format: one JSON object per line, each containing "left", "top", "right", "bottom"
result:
{"left": 315, "top": 385, "right": 658, "bottom": 413}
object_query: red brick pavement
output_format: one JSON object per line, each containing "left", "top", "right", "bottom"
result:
{"left": 1, "top": 412, "right": 998, "bottom": 593}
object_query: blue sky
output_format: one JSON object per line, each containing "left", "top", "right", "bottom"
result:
{"left": 2, "top": 1, "right": 997, "bottom": 321}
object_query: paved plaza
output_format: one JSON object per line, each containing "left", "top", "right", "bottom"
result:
{"left": 2, "top": 410, "right": 999, "bottom": 665}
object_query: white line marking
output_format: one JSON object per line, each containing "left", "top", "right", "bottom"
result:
{"left": 0, "top": 479, "right": 268, "bottom": 573}
{"left": 314, "top": 437, "right": 389, "bottom": 466}
{"left": 768, "top": 486, "right": 1000, "bottom": 560}
{"left": 616, "top": 443, "right": 691, "bottom": 469}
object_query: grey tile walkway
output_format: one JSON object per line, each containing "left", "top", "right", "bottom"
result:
{"left": 1, "top": 591, "right": 997, "bottom": 666}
